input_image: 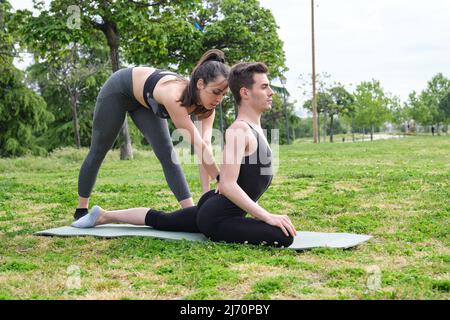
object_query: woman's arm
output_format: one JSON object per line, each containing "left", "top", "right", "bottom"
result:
{"left": 219, "top": 122, "right": 296, "bottom": 237}
{"left": 163, "top": 94, "right": 220, "bottom": 180}
{"left": 196, "top": 110, "right": 216, "bottom": 193}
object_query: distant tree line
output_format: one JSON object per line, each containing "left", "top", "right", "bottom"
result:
{"left": 300, "top": 72, "right": 449, "bottom": 142}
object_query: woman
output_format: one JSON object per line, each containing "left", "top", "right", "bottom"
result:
{"left": 74, "top": 49, "right": 229, "bottom": 221}
{"left": 72, "top": 62, "right": 296, "bottom": 248}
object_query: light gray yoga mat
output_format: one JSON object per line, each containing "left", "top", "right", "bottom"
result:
{"left": 35, "top": 224, "right": 372, "bottom": 250}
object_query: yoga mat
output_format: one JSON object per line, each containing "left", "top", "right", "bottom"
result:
{"left": 35, "top": 224, "right": 372, "bottom": 250}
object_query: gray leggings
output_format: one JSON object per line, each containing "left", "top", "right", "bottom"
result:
{"left": 78, "top": 68, "right": 191, "bottom": 202}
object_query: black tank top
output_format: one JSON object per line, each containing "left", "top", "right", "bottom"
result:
{"left": 236, "top": 121, "right": 273, "bottom": 202}
{"left": 143, "top": 69, "right": 177, "bottom": 119}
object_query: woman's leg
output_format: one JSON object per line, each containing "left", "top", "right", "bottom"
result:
{"left": 129, "top": 107, "right": 194, "bottom": 208}
{"left": 76, "top": 94, "right": 127, "bottom": 208}
{"left": 75, "top": 69, "right": 134, "bottom": 218}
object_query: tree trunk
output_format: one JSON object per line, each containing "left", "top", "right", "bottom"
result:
{"left": 352, "top": 117, "right": 355, "bottom": 142}
{"left": 370, "top": 125, "right": 374, "bottom": 141}
{"left": 70, "top": 93, "right": 81, "bottom": 148}
{"left": 218, "top": 102, "right": 224, "bottom": 148}
{"left": 330, "top": 114, "right": 334, "bottom": 143}
{"left": 323, "top": 111, "right": 327, "bottom": 142}
{"left": 317, "top": 113, "right": 320, "bottom": 143}
{"left": 102, "top": 20, "right": 133, "bottom": 160}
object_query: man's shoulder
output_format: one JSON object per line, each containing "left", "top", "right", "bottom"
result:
{"left": 228, "top": 120, "right": 251, "bottom": 131}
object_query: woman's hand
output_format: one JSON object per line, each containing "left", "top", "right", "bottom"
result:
{"left": 263, "top": 213, "right": 297, "bottom": 237}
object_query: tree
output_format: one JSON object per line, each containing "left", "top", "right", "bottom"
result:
{"left": 194, "top": 0, "right": 287, "bottom": 129}
{"left": 14, "top": 0, "right": 287, "bottom": 152}
{"left": 0, "top": 0, "right": 15, "bottom": 60}
{"left": 300, "top": 72, "right": 335, "bottom": 142}
{"left": 352, "top": 80, "right": 391, "bottom": 141}
{"left": 389, "top": 96, "right": 410, "bottom": 133}
{"left": 47, "top": 43, "right": 103, "bottom": 148}
{"left": 201, "top": 0, "right": 286, "bottom": 76}
{"left": 406, "top": 90, "right": 432, "bottom": 130}
{"left": 0, "top": 1, "right": 53, "bottom": 157}
{"left": 439, "top": 91, "right": 450, "bottom": 131}
{"left": 303, "top": 91, "right": 333, "bottom": 142}
{"left": 327, "top": 85, "right": 354, "bottom": 142}
{"left": 421, "top": 73, "right": 450, "bottom": 134}
{"left": 13, "top": 0, "right": 199, "bottom": 159}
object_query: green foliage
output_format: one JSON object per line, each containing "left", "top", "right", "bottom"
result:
{"left": 262, "top": 93, "right": 297, "bottom": 144}
{"left": 407, "top": 91, "right": 432, "bottom": 126}
{"left": 26, "top": 56, "right": 109, "bottom": 150}
{"left": 10, "top": 0, "right": 288, "bottom": 152}
{"left": 201, "top": 0, "right": 286, "bottom": 77}
{"left": 405, "top": 74, "right": 450, "bottom": 128}
{"left": 421, "top": 73, "right": 450, "bottom": 125}
{"left": 352, "top": 79, "right": 392, "bottom": 135}
{"left": 0, "top": 63, "right": 53, "bottom": 157}
{"left": 0, "top": 2, "right": 54, "bottom": 157}
{"left": 0, "top": 1, "right": 15, "bottom": 60}
{"left": 439, "top": 92, "right": 450, "bottom": 121}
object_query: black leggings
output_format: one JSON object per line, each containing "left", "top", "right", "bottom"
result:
{"left": 145, "top": 191, "right": 294, "bottom": 248}
{"left": 78, "top": 68, "right": 191, "bottom": 202}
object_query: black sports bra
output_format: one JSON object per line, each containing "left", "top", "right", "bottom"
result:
{"left": 142, "top": 69, "right": 176, "bottom": 119}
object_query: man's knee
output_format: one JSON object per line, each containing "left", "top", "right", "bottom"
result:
{"left": 271, "top": 234, "right": 294, "bottom": 248}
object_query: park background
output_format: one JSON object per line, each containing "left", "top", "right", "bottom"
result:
{"left": 0, "top": 0, "right": 449, "bottom": 300}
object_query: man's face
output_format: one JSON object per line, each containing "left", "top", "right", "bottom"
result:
{"left": 247, "top": 73, "right": 274, "bottom": 111}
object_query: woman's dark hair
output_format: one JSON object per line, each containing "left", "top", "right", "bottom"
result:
{"left": 179, "top": 49, "right": 229, "bottom": 119}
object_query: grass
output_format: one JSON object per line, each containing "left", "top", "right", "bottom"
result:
{"left": 0, "top": 135, "right": 449, "bottom": 300}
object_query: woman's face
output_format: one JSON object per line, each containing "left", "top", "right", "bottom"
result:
{"left": 197, "top": 75, "right": 229, "bottom": 110}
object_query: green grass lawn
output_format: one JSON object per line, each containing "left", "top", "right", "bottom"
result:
{"left": 0, "top": 136, "right": 449, "bottom": 300}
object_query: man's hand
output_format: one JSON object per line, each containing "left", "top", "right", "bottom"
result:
{"left": 263, "top": 213, "right": 297, "bottom": 237}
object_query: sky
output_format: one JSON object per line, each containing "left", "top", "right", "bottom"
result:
{"left": 11, "top": 0, "right": 450, "bottom": 117}
{"left": 260, "top": 0, "right": 450, "bottom": 116}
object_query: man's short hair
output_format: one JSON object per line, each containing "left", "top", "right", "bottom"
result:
{"left": 228, "top": 62, "right": 269, "bottom": 105}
